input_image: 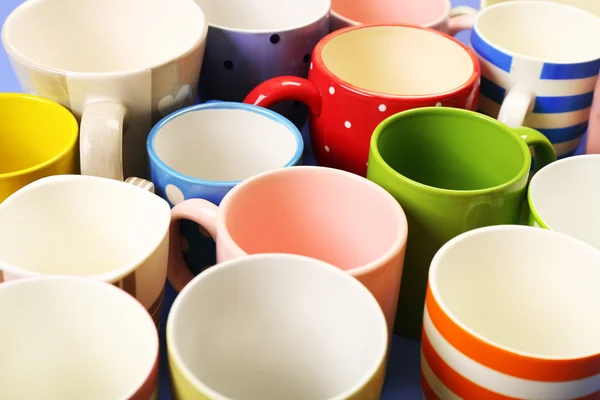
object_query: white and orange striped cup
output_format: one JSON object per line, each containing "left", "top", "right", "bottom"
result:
{"left": 422, "top": 225, "right": 600, "bottom": 399}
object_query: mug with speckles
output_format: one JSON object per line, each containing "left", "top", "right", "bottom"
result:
{"left": 245, "top": 24, "right": 481, "bottom": 177}
{"left": 193, "top": 0, "right": 331, "bottom": 131}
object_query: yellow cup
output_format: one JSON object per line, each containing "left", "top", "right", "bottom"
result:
{"left": 0, "top": 93, "right": 78, "bottom": 202}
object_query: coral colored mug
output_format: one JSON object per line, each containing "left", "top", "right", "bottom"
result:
{"left": 245, "top": 24, "right": 480, "bottom": 177}
{"left": 167, "top": 166, "right": 408, "bottom": 333}
{"left": 330, "top": 0, "right": 477, "bottom": 34}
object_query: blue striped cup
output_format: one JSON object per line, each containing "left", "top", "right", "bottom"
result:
{"left": 147, "top": 101, "right": 304, "bottom": 277}
{"left": 471, "top": 1, "right": 600, "bottom": 159}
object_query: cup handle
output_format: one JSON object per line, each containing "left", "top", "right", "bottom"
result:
{"left": 512, "top": 126, "right": 557, "bottom": 174}
{"left": 497, "top": 89, "right": 535, "bottom": 128}
{"left": 244, "top": 76, "right": 322, "bottom": 116}
{"left": 447, "top": 6, "right": 477, "bottom": 36}
{"left": 124, "top": 177, "right": 155, "bottom": 193}
{"left": 80, "top": 101, "right": 127, "bottom": 181}
{"left": 168, "top": 198, "right": 219, "bottom": 292}
{"left": 585, "top": 75, "right": 600, "bottom": 154}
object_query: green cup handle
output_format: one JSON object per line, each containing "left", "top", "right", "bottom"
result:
{"left": 511, "top": 126, "right": 557, "bottom": 173}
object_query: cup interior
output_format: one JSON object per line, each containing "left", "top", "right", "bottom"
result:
{"left": 2, "top": 0, "right": 205, "bottom": 73}
{"left": 475, "top": 1, "right": 600, "bottom": 62}
{"left": 223, "top": 167, "right": 406, "bottom": 271}
{"left": 529, "top": 155, "right": 600, "bottom": 249}
{"left": 193, "top": 0, "right": 330, "bottom": 31}
{"left": 168, "top": 254, "right": 387, "bottom": 399}
{"left": 375, "top": 109, "right": 527, "bottom": 191}
{"left": 0, "top": 176, "right": 170, "bottom": 278}
{"left": 332, "top": 0, "right": 448, "bottom": 26}
{"left": 150, "top": 104, "right": 302, "bottom": 182}
{"left": 320, "top": 25, "right": 475, "bottom": 96}
{"left": 0, "top": 277, "right": 157, "bottom": 399}
{"left": 431, "top": 226, "right": 600, "bottom": 358}
{"left": 0, "top": 95, "right": 77, "bottom": 175}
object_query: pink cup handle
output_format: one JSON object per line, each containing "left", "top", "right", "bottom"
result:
{"left": 447, "top": 6, "right": 477, "bottom": 36}
{"left": 167, "top": 199, "right": 218, "bottom": 292}
{"left": 586, "top": 76, "right": 600, "bottom": 154}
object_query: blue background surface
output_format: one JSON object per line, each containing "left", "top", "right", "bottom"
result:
{"left": 0, "top": 0, "right": 585, "bottom": 399}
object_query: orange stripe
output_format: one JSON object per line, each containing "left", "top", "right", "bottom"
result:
{"left": 421, "top": 372, "right": 441, "bottom": 400}
{"left": 422, "top": 329, "right": 517, "bottom": 400}
{"left": 426, "top": 287, "right": 600, "bottom": 381}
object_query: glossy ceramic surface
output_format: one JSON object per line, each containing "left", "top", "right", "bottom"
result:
{"left": 245, "top": 24, "right": 480, "bottom": 177}
{"left": 0, "top": 175, "right": 171, "bottom": 325}
{"left": 0, "top": 276, "right": 159, "bottom": 399}
{"left": 367, "top": 107, "right": 556, "bottom": 339}
{"left": 148, "top": 101, "right": 303, "bottom": 277}
{"left": 472, "top": 1, "right": 600, "bottom": 159}
{"left": 167, "top": 254, "right": 388, "bottom": 400}
{"left": 0, "top": 93, "right": 78, "bottom": 202}
{"left": 1, "top": 0, "right": 207, "bottom": 180}
{"left": 195, "top": 0, "right": 330, "bottom": 129}
{"left": 167, "top": 166, "right": 408, "bottom": 334}
{"left": 423, "top": 225, "right": 600, "bottom": 399}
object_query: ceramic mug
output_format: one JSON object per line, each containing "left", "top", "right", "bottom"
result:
{"left": 367, "top": 107, "right": 556, "bottom": 339}
{"left": 330, "top": 0, "right": 477, "bottom": 34}
{"left": 194, "top": 0, "right": 330, "bottom": 129}
{"left": 148, "top": 101, "right": 303, "bottom": 277}
{"left": 167, "top": 253, "right": 388, "bottom": 399}
{"left": 422, "top": 225, "right": 600, "bottom": 399}
{"left": 2, "top": 0, "right": 207, "bottom": 181}
{"left": 472, "top": 1, "right": 600, "bottom": 159}
{"left": 167, "top": 166, "right": 408, "bottom": 333}
{"left": 245, "top": 24, "right": 480, "bottom": 177}
{"left": 528, "top": 154, "right": 600, "bottom": 251}
{"left": 0, "top": 175, "right": 171, "bottom": 326}
{"left": 0, "top": 93, "right": 78, "bottom": 203}
{"left": 0, "top": 276, "right": 159, "bottom": 399}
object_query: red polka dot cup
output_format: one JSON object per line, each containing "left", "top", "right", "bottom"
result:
{"left": 245, "top": 24, "right": 481, "bottom": 176}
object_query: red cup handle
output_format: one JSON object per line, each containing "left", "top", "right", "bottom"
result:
{"left": 244, "top": 75, "right": 322, "bottom": 116}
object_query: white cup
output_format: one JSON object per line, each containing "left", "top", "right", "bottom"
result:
{"left": 2, "top": 0, "right": 208, "bottom": 181}
{"left": 0, "top": 276, "right": 159, "bottom": 399}
{"left": 0, "top": 175, "right": 171, "bottom": 325}
{"left": 167, "top": 253, "right": 389, "bottom": 399}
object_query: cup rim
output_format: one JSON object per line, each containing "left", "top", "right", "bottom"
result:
{"left": 146, "top": 101, "right": 305, "bottom": 187}
{"left": 473, "top": 0, "right": 600, "bottom": 66}
{"left": 0, "top": 93, "right": 79, "bottom": 179}
{"left": 528, "top": 154, "right": 600, "bottom": 229}
{"left": 1, "top": 0, "right": 209, "bottom": 77}
{"left": 330, "top": 0, "right": 451, "bottom": 30}
{"left": 166, "top": 253, "right": 389, "bottom": 400}
{"left": 313, "top": 23, "right": 480, "bottom": 100}
{"left": 368, "top": 107, "right": 531, "bottom": 197}
{"left": 215, "top": 165, "right": 408, "bottom": 278}
{"left": 429, "top": 224, "right": 600, "bottom": 360}
{"left": 0, "top": 274, "right": 159, "bottom": 399}
{"left": 0, "top": 174, "right": 171, "bottom": 284}
{"left": 202, "top": 0, "right": 331, "bottom": 33}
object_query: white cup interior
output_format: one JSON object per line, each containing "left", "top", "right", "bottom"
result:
{"left": 0, "top": 276, "right": 158, "bottom": 399}
{"left": 475, "top": 1, "right": 600, "bottom": 62}
{"left": 193, "top": 0, "right": 330, "bottom": 31}
{"left": 321, "top": 25, "right": 475, "bottom": 96}
{"left": 0, "top": 175, "right": 170, "bottom": 278}
{"left": 168, "top": 254, "right": 387, "bottom": 399}
{"left": 431, "top": 226, "right": 600, "bottom": 358}
{"left": 481, "top": 0, "right": 600, "bottom": 17}
{"left": 152, "top": 106, "right": 301, "bottom": 182}
{"left": 2, "top": 0, "right": 206, "bottom": 73}
{"left": 529, "top": 155, "right": 600, "bottom": 250}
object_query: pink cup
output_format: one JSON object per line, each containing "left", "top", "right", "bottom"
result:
{"left": 330, "top": 0, "right": 476, "bottom": 34}
{"left": 167, "top": 166, "right": 408, "bottom": 333}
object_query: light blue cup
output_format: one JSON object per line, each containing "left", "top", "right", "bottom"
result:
{"left": 147, "top": 101, "right": 304, "bottom": 276}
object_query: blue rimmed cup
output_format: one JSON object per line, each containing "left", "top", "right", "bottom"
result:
{"left": 147, "top": 101, "right": 304, "bottom": 275}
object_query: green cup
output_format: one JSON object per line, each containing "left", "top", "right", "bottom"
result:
{"left": 366, "top": 107, "right": 556, "bottom": 339}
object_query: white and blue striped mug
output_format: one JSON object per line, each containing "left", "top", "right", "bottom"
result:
{"left": 471, "top": 1, "right": 600, "bottom": 159}
{"left": 147, "top": 101, "right": 304, "bottom": 277}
